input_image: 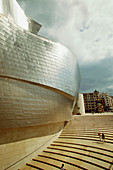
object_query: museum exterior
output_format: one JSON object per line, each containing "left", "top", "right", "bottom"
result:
{"left": 0, "top": 0, "right": 80, "bottom": 169}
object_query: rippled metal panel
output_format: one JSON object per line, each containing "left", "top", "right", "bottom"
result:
{"left": 0, "top": 0, "right": 80, "bottom": 129}
{"left": 0, "top": 0, "right": 41, "bottom": 34}
{"left": 0, "top": 14, "right": 80, "bottom": 97}
{"left": 0, "top": 77, "right": 73, "bottom": 129}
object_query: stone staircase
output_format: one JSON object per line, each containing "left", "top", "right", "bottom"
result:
{"left": 19, "top": 114, "right": 113, "bottom": 170}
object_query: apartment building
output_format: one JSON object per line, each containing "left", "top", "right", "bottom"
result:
{"left": 83, "top": 90, "right": 101, "bottom": 113}
{"left": 83, "top": 90, "right": 113, "bottom": 113}
{"left": 100, "top": 93, "right": 113, "bottom": 112}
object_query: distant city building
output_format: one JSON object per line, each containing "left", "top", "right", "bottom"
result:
{"left": 99, "top": 93, "right": 113, "bottom": 112}
{"left": 83, "top": 90, "right": 101, "bottom": 113}
{"left": 83, "top": 90, "right": 113, "bottom": 113}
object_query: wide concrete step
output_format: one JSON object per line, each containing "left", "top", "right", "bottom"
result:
{"left": 33, "top": 156, "right": 81, "bottom": 170}
{"left": 43, "top": 148, "right": 109, "bottom": 169}
{"left": 49, "top": 143, "right": 113, "bottom": 162}
{"left": 38, "top": 150, "right": 100, "bottom": 170}
{"left": 20, "top": 160, "right": 59, "bottom": 170}
{"left": 19, "top": 114, "right": 113, "bottom": 170}
{"left": 53, "top": 140, "right": 113, "bottom": 158}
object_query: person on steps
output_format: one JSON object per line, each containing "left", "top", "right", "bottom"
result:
{"left": 98, "top": 132, "right": 102, "bottom": 141}
{"left": 102, "top": 133, "right": 105, "bottom": 143}
{"left": 61, "top": 164, "right": 65, "bottom": 170}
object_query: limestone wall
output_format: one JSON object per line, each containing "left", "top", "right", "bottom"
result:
{"left": 0, "top": 122, "right": 63, "bottom": 170}
{"left": 73, "top": 93, "right": 85, "bottom": 115}
{"left": 78, "top": 93, "right": 85, "bottom": 114}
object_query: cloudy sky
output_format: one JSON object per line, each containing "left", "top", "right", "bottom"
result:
{"left": 17, "top": 0, "right": 113, "bottom": 95}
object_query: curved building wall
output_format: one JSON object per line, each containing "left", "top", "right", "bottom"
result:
{"left": 0, "top": 0, "right": 42, "bottom": 34}
{"left": 0, "top": 2, "right": 80, "bottom": 130}
{"left": 0, "top": 1, "right": 80, "bottom": 169}
{"left": 0, "top": 14, "right": 80, "bottom": 98}
{"left": 0, "top": 76, "right": 73, "bottom": 129}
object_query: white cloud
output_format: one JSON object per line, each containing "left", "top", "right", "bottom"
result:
{"left": 17, "top": 0, "right": 113, "bottom": 94}
{"left": 38, "top": 0, "right": 113, "bottom": 65}
{"left": 17, "top": 0, "right": 113, "bottom": 65}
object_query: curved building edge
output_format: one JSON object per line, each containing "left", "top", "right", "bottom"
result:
{"left": 0, "top": 0, "right": 80, "bottom": 129}
{"left": 0, "top": 0, "right": 42, "bottom": 34}
{"left": 0, "top": 0, "right": 80, "bottom": 98}
{"left": 0, "top": 0, "right": 80, "bottom": 169}
{"left": 0, "top": 13, "right": 80, "bottom": 98}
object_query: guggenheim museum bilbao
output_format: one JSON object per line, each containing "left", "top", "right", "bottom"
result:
{"left": 0, "top": 0, "right": 80, "bottom": 169}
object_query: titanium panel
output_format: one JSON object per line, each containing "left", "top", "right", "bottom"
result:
{"left": 0, "top": 0, "right": 42, "bottom": 34}
{"left": 0, "top": 14, "right": 80, "bottom": 97}
{"left": 0, "top": 77, "right": 73, "bottom": 129}
{"left": 0, "top": 0, "right": 80, "bottom": 129}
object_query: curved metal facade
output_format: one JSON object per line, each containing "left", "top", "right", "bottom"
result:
{"left": 0, "top": 77, "right": 73, "bottom": 129}
{"left": 0, "top": 0, "right": 80, "bottom": 129}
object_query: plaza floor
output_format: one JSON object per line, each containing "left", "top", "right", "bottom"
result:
{"left": 19, "top": 114, "right": 113, "bottom": 170}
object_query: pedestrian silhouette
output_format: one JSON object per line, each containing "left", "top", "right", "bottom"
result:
{"left": 98, "top": 132, "right": 102, "bottom": 141}
{"left": 61, "top": 164, "right": 64, "bottom": 170}
{"left": 102, "top": 133, "right": 105, "bottom": 143}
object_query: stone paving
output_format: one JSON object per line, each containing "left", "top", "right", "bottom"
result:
{"left": 20, "top": 114, "right": 113, "bottom": 170}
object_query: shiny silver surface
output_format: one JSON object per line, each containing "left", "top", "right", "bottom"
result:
{"left": 0, "top": 0, "right": 41, "bottom": 34}
{"left": 0, "top": 77, "right": 73, "bottom": 129}
{"left": 0, "top": 0, "right": 80, "bottom": 129}
{"left": 0, "top": 13, "right": 80, "bottom": 97}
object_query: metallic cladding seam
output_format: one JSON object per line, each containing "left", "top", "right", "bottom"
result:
{"left": 0, "top": 13, "right": 80, "bottom": 98}
{"left": 0, "top": 76, "right": 74, "bottom": 128}
{"left": 0, "top": 0, "right": 80, "bottom": 129}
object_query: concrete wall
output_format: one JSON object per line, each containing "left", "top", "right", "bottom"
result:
{"left": 78, "top": 93, "right": 85, "bottom": 114}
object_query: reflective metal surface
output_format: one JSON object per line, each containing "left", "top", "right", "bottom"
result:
{"left": 0, "top": 77, "right": 73, "bottom": 129}
{"left": 0, "top": 0, "right": 41, "bottom": 34}
{"left": 0, "top": 14, "right": 80, "bottom": 97}
{"left": 0, "top": 0, "right": 80, "bottom": 129}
